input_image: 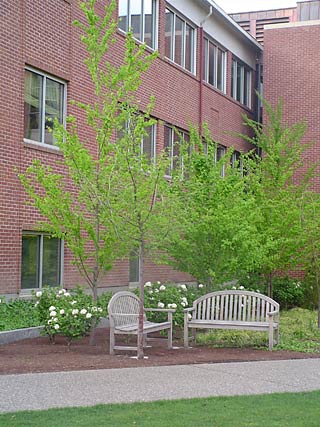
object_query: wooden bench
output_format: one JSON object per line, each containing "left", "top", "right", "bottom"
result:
{"left": 184, "top": 290, "right": 279, "bottom": 350}
{"left": 107, "top": 291, "right": 175, "bottom": 354}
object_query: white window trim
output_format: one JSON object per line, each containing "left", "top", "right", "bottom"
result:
{"left": 21, "top": 232, "right": 64, "bottom": 290}
{"left": 24, "top": 66, "right": 67, "bottom": 148}
{"left": 165, "top": 8, "right": 196, "bottom": 75}
{"left": 119, "top": 0, "right": 158, "bottom": 50}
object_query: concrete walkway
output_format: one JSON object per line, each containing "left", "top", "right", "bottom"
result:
{"left": 1, "top": 359, "right": 320, "bottom": 413}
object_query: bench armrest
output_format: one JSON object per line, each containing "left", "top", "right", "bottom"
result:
{"left": 267, "top": 309, "right": 279, "bottom": 317}
{"left": 183, "top": 307, "right": 195, "bottom": 313}
{"left": 145, "top": 308, "right": 176, "bottom": 313}
{"left": 110, "top": 313, "right": 139, "bottom": 317}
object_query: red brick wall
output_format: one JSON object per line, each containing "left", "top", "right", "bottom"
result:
{"left": 0, "top": 0, "right": 257, "bottom": 294}
{"left": 264, "top": 23, "right": 320, "bottom": 189}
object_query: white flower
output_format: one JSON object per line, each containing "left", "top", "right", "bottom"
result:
{"left": 50, "top": 311, "right": 57, "bottom": 317}
{"left": 239, "top": 286, "right": 244, "bottom": 290}
{"left": 49, "top": 306, "right": 56, "bottom": 311}
{"left": 54, "top": 324, "right": 60, "bottom": 330}
{"left": 158, "top": 302, "right": 165, "bottom": 308}
{"left": 36, "top": 291, "right": 42, "bottom": 298}
{"left": 188, "top": 313, "right": 192, "bottom": 320}
{"left": 70, "top": 300, "right": 77, "bottom": 305}
{"left": 97, "top": 307, "right": 103, "bottom": 313}
{"left": 92, "top": 306, "right": 98, "bottom": 312}
{"left": 53, "top": 317, "right": 58, "bottom": 322}
{"left": 149, "top": 290, "right": 153, "bottom": 294}
{"left": 59, "top": 309, "right": 65, "bottom": 315}
{"left": 168, "top": 303, "right": 177, "bottom": 309}
{"left": 64, "top": 292, "right": 70, "bottom": 297}
{"left": 157, "top": 281, "right": 161, "bottom": 285}
{"left": 86, "top": 313, "right": 92, "bottom": 319}
{"left": 179, "top": 284, "right": 187, "bottom": 290}
{"left": 181, "top": 301, "right": 187, "bottom": 307}
{"left": 232, "top": 286, "right": 237, "bottom": 290}
{"left": 34, "top": 301, "right": 39, "bottom": 307}
{"left": 58, "top": 289, "right": 66, "bottom": 295}
{"left": 198, "top": 284, "right": 204, "bottom": 288}
{"left": 72, "top": 309, "right": 79, "bottom": 315}
{"left": 80, "top": 308, "right": 87, "bottom": 315}
{"left": 181, "top": 297, "right": 188, "bottom": 304}
{"left": 144, "top": 281, "right": 152, "bottom": 287}
{"left": 256, "top": 289, "right": 260, "bottom": 293}
{"left": 154, "top": 289, "right": 159, "bottom": 293}
{"left": 47, "top": 319, "right": 52, "bottom": 325}
{"left": 159, "top": 285, "right": 166, "bottom": 291}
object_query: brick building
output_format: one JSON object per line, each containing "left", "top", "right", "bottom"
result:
{"left": 0, "top": 0, "right": 263, "bottom": 296}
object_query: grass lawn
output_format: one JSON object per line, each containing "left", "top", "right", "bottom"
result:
{"left": 1, "top": 391, "right": 320, "bottom": 427}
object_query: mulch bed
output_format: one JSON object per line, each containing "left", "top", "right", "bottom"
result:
{"left": 1, "top": 328, "right": 319, "bottom": 375}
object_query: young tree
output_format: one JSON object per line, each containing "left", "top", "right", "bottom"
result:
{"left": 241, "top": 98, "right": 315, "bottom": 297}
{"left": 161, "top": 127, "right": 262, "bottom": 287}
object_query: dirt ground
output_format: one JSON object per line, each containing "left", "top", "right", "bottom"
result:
{"left": 1, "top": 328, "right": 319, "bottom": 375}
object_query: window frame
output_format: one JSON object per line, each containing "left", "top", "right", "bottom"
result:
{"left": 164, "top": 7, "right": 196, "bottom": 74}
{"left": 21, "top": 232, "right": 64, "bottom": 290}
{"left": 203, "top": 37, "right": 226, "bottom": 93}
{"left": 164, "top": 124, "right": 190, "bottom": 177}
{"left": 129, "top": 251, "right": 140, "bottom": 285}
{"left": 118, "top": 120, "right": 157, "bottom": 162}
{"left": 118, "top": 0, "right": 158, "bottom": 50}
{"left": 24, "top": 66, "right": 67, "bottom": 149}
{"left": 231, "top": 58, "right": 252, "bottom": 108}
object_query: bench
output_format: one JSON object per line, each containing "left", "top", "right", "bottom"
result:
{"left": 107, "top": 291, "right": 175, "bottom": 354}
{"left": 184, "top": 290, "right": 279, "bottom": 350}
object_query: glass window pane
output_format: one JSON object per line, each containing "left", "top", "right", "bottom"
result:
{"left": 231, "top": 60, "right": 236, "bottom": 99}
{"left": 203, "top": 39, "right": 208, "bottom": 81}
{"left": 129, "top": 251, "right": 140, "bottom": 282}
{"left": 217, "top": 49, "right": 224, "bottom": 91}
{"left": 236, "top": 63, "right": 242, "bottom": 102}
{"left": 142, "top": 125, "right": 154, "bottom": 161}
{"left": 164, "top": 125, "right": 172, "bottom": 175}
{"left": 130, "top": 0, "right": 142, "bottom": 41}
{"left": 24, "top": 70, "right": 43, "bottom": 142}
{"left": 21, "top": 235, "right": 39, "bottom": 289}
{"left": 44, "top": 78, "right": 64, "bottom": 145}
{"left": 174, "top": 15, "right": 184, "bottom": 67}
{"left": 185, "top": 24, "right": 193, "bottom": 72}
{"left": 208, "top": 42, "right": 215, "bottom": 86}
{"left": 165, "top": 9, "right": 173, "bottom": 59}
{"left": 144, "top": 0, "right": 154, "bottom": 48}
{"left": 118, "top": 0, "right": 128, "bottom": 32}
{"left": 42, "top": 236, "right": 61, "bottom": 287}
{"left": 172, "top": 130, "right": 180, "bottom": 170}
{"left": 244, "top": 69, "right": 251, "bottom": 107}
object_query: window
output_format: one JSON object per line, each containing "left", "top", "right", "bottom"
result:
{"left": 216, "top": 145, "right": 226, "bottom": 177}
{"left": 21, "top": 233, "right": 63, "bottom": 289}
{"left": 129, "top": 251, "right": 140, "bottom": 283}
{"left": 231, "top": 59, "right": 252, "bottom": 108}
{"left": 165, "top": 8, "right": 195, "bottom": 73}
{"left": 204, "top": 38, "right": 226, "bottom": 92}
{"left": 24, "top": 68, "right": 66, "bottom": 146}
{"left": 118, "top": 121, "right": 156, "bottom": 162}
{"left": 118, "top": 0, "right": 158, "bottom": 49}
{"left": 164, "top": 125, "right": 190, "bottom": 176}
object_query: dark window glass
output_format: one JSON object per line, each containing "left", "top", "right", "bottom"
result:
{"left": 236, "top": 63, "right": 242, "bottom": 102}
{"left": 185, "top": 24, "right": 193, "bottom": 72}
{"left": 174, "top": 15, "right": 184, "bottom": 67}
{"left": 130, "top": 1, "right": 142, "bottom": 41}
{"left": 129, "top": 251, "right": 140, "bottom": 282}
{"left": 24, "top": 70, "right": 43, "bottom": 142}
{"left": 165, "top": 9, "right": 173, "bottom": 59}
{"left": 44, "top": 78, "right": 64, "bottom": 145}
{"left": 208, "top": 42, "right": 215, "bottom": 86}
{"left": 21, "top": 235, "right": 39, "bottom": 289}
{"left": 217, "top": 48, "right": 223, "bottom": 90}
{"left": 118, "top": 0, "right": 128, "bottom": 32}
{"left": 144, "top": 0, "right": 154, "bottom": 48}
{"left": 42, "top": 236, "right": 61, "bottom": 287}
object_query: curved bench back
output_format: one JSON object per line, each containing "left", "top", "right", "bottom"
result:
{"left": 191, "top": 290, "right": 279, "bottom": 323}
{"left": 108, "top": 291, "right": 144, "bottom": 327}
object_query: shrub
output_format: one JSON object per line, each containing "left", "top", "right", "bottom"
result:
{"left": 0, "top": 297, "right": 41, "bottom": 331}
{"left": 135, "top": 282, "right": 207, "bottom": 327}
{"left": 33, "top": 286, "right": 106, "bottom": 345}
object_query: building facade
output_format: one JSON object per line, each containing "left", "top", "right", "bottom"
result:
{"left": 0, "top": 0, "right": 262, "bottom": 296}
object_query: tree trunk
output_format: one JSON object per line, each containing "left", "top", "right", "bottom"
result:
{"left": 89, "top": 276, "right": 98, "bottom": 345}
{"left": 137, "top": 241, "right": 145, "bottom": 359}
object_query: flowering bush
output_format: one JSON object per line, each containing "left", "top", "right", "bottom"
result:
{"left": 33, "top": 287, "right": 106, "bottom": 345}
{"left": 135, "top": 282, "right": 207, "bottom": 327}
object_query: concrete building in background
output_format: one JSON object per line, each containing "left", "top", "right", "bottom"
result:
{"left": 0, "top": 0, "right": 262, "bottom": 296}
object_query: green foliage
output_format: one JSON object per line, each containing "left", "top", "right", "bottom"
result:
{"left": 0, "top": 297, "right": 41, "bottom": 332}
{"left": 34, "top": 287, "right": 105, "bottom": 344}
{"left": 97, "top": 291, "right": 113, "bottom": 316}
{"left": 135, "top": 282, "right": 207, "bottom": 326}
{"left": 198, "top": 308, "right": 320, "bottom": 352}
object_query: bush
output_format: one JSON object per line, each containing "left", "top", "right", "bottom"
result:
{"left": 0, "top": 297, "right": 41, "bottom": 331}
{"left": 135, "top": 282, "right": 207, "bottom": 327}
{"left": 33, "top": 286, "right": 106, "bottom": 345}
{"left": 272, "top": 277, "right": 306, "bottom": 309}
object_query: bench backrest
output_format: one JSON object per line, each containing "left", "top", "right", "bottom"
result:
{"left": 191, "top": 290, "right": 279, "bottom": 323}
{"left": 108, "top": 291, "right": 145, "bottom": 327}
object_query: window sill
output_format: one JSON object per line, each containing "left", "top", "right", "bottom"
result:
{"left": 23, "top": 139, "right": 63, "bottom": 156}
{"left": 116, "top": 28, "right": 157, "bottom": 53}
{"left": 162, "top": 56, "right": 197, "bottom": 79}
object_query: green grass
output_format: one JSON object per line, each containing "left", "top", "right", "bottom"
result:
{"left": 1, "top": 391, "right": 320, "bottom": 427}
{"left": 196, "top": 308, "right": 320, "bottom": 352}
{"left": 0, "top": 299, "right": 41, "bottom": 332}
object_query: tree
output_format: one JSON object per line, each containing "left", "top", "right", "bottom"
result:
{"left": 240, "top": 98, "right": 315, "bottom": 297}
{"left": 161, "top": 127, "right": 262, "bottom": 287}
{"left": 19, "top": 0, "right": 157, "bottom": 303}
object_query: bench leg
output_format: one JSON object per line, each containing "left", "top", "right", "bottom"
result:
{"left": 192, "top": 329, "right": 196, "bottom": 344}
{"left": 110, "top": 328, "right": 115, "bottom": 355}
{"left": 275, "top": 327, "right": 279, "bottom": 345}
{"left": 184, "top": 323, "right": 189, "bottom": 348}
{"left": 268, "top": 327, "right": 274, "bottom": 351}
